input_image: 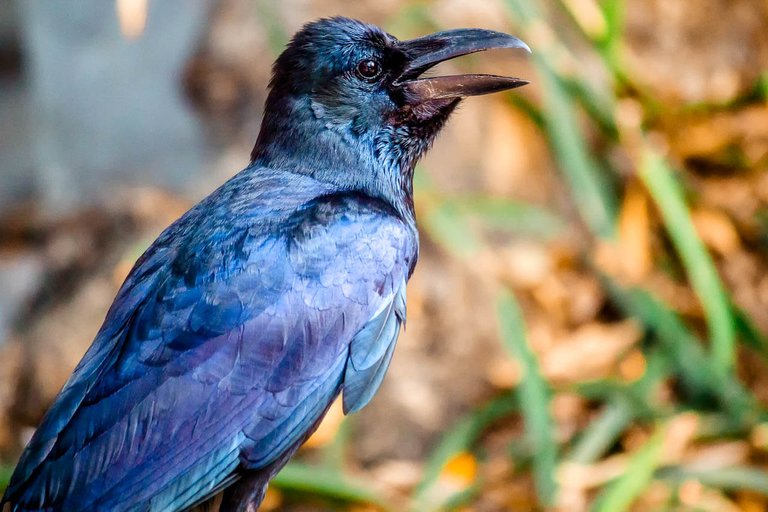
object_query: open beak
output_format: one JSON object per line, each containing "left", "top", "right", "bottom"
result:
{"left": 395, "top": 28, "right": 530, "bottom": 102}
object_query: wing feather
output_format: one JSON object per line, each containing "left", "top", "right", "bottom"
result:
{"left": 2, "top": 186, "right": 416, "bottom": 512}
{"left": 342, "top": 280, "right": 406, "bottom": 414}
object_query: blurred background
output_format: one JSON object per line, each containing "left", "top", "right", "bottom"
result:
{"left": 1, "top": 0, "right": 768, "bottom": 510}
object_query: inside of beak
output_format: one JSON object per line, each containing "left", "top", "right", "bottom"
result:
{"left": 400, "top": 74, "right": 529, "bottom": 103}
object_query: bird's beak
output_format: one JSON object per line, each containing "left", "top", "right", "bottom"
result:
{"left": 395, "top": 28, "right": 530, "bottom": 102}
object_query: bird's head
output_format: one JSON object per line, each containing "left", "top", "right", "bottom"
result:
{"left": 252, "top": 17, "right": 529, "bottom": 210}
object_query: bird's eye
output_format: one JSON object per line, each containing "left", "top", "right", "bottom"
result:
{"left": 355, "top": 59, "right": 382, "bottom": 81}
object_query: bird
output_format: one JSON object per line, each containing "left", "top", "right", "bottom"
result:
{"left": 1, "top": 16, "right": 529, "bottom": 512}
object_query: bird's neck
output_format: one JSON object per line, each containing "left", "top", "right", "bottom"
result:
{"left": 250, "top": 95, "right": 417, "bottom": 223}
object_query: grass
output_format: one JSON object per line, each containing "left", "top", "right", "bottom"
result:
{"left": 505, "top": 0, "right": 619, "bottom": 239}
{"left": 259, "top": 0, "right": 768, "bottom": 509}
{"left": 271, "top": 462, "right": 388, "bottom": 509}
{"left": 592, "top": 425, "right": 665, "bottom": 512}
{"left": 656, "top": 466, "right": 768, "bottom": 495}
{"left": 498, "top": 292, "right": 558, "bottom": 506}
{"left": 0, "top": 464, "right": 12, "bottom": 493}
{"left": 564, "top": 398, "right": 634, "bottom": 465}
{"left": 411, "top": 393, "right": 518, "bottom": 511}
{"left": 404, "top": 0, "right": 768, "bottom": 509}
{"left": 639, "top": 148, "right": 736, "bottom": 375}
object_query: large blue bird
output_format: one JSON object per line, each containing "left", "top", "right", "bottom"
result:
{"left": 2, "top": 17, "right": 528, "bottom": 511}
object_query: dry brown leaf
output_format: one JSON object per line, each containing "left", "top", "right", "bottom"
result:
{"left": 499, "top": 242, "right": 553, "bottom": 290}
{"left": 541, "top": 320, "right": 642, "bottom": 383}
{"left": 750, "top": 423, "right": 768, "bottom": 451}
{"left": 617, "top": 183, "right": 652, "bottom": 283}
{"left": 735, "top": 491, "right": 767, "bottom": 512}
{"left": 260, "top": 488, "right": 282, "bottom": 511}
{"left": 418, "top": 452, "right": 479, "bottom": 509}
{"left": 680, "top": 484, "right": 743, "bottom": 512}
{"left": 558, "top": 455, "right": 627, "bottom": 491}
{"left": 530, "top": 271, "right": 604, "bottom": 327}
{"left": 531, "top": 275, "right": 571, "bottom": 325}
{"left": 691, "top": 208, "right": 741, "bottom": 256}
{"left": 486, "top": 357, "right": 522, "bottom": 389}
{"left": 662, "top": 412, "right": 699, "bottom": 463}
{"left": 618, "top": 349, "right": 646, "bottom": 382}
{"left": 683, "top": 441, "right": 750, "bottom": 469}
{"left": 370, "top": 460, "right": 423, "bottom": 492}
{"left": 480, "top": 104, "right": 544, "bottom": 198}
{"left": 594, "top": 182, "right": 651, "bottom": 285}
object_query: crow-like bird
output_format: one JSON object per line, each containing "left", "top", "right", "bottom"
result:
{"left": 2, "top": 17, "right": 528, "bottom": 512}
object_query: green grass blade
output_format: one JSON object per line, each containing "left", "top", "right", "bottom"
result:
{"left": 504, "top": 0, "right": 618, "bottom": 239}
{"left": 627, "top": 346, "right": 672, "bottom": 405}
{"left": 498, "top": 292, "right": 558, "bottom": 506}
{"left": 537, "top": 60, "right": 617, "bottom": 238}
{"left": 538, "top": 1, "right": 623, "bottom": 133}
{"left": 603, "top": 279, "right": 715, "bottom": 400}
{"left": 0, "top": 464, "right": 13, "bottom": 494}
{"left": 442, "top": 483, "right": 482, "bottom": 511}
{"left": 592, "top": 425, "right": 665, "bottom": 512}
{"left": 422, "top": 201, "right": 481, "bottom": 257}
{"left": 561, "top": 77, "right": 619, "bottom": 139}
{"left": 757, "top": 72, "right": 768, "bottom": 101}
{"left": 272, "top": 462, "right": 388, "bottom": 509}
{"left": 566, "top": 398, "right": 634, "bottom": 464}
{"left": 551, "top": 0, "right": 607, "bottom": 41}
{"left": 413, "top": 168, "right": 480, "bottom": 257}
{"left": 639, "top": 147, "right": 736, "bottom": 374}
{"left": 602, "top": 277, "right": 753, "bottom": 417}
{"left": 732, "top": 303, "right": 768, "bottom": 359}
{"left": 443, "top": 196, "right": 565, "bottom": 238}
{"left": 573, "top": 347, "right": 671, "bottom": 418}
{"left": 254, "top": 0, "right": 289, "bottom": 55}
{"left": 595, "top": 0, "right": 629, "bottom": 83}
{"left": 600, "top": 0, "right": 625, "bottom": 43}
{"left": 412, "top": 393, "right": 518, "bottom": 511}
{"left": 320, "top": 416, "right": 351, "bottom": 471}
{"left": 384, "top": 2, "right": 436, "bottom": 38}
{"left": 506, "top": 94, "right": 545, "bottom": 129}
{"left": 657, "top": 465, "right": 768, "bottom": 495}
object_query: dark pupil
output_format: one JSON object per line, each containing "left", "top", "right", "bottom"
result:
{"left": 357, "top": 59, "right": 379, "bottom": 79}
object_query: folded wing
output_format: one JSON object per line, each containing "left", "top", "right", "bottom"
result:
{"left": 2, "top": 192, "right": 415, "bottom": 512}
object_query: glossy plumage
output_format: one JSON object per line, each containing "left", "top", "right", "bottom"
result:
{"left": 2, "top": 16, "right": 528, "bottom": 511}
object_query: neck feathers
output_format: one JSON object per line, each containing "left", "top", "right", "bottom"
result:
{"left": 250, "top": 91, "right": 454, "bottom": 223}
